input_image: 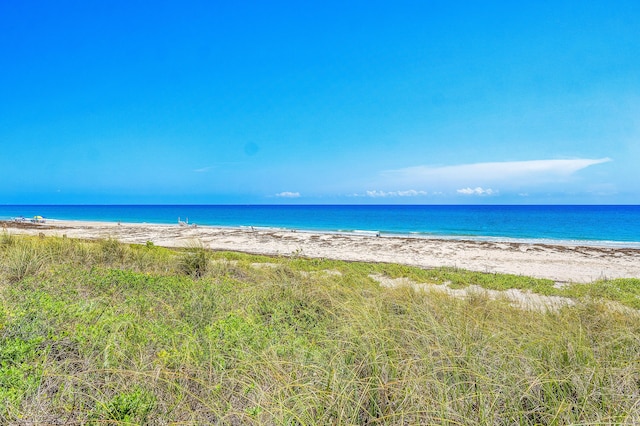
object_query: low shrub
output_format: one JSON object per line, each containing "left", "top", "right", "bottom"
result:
{"left": 178, "top": 243, "right": 208, "bottom": 278}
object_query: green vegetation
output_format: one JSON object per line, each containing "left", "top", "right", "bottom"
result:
{"left": 1, "top": 233, "right": 639, "bottom": 424}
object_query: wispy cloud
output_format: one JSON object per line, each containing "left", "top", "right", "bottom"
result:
{"left": 193, "top": 166, "right": 214, "bottom": 173}
{"left": 275, "top": 191, "right": 301, "bottom": 198}
{"left": 382, "top": 158, "right": 612, "bottom": 188}
{"left": 356, "top": 189, "right": 428, "bottom": 198}
{"left": 193, "top": 162, "right": 244, "bottom": 173}
{"left": 457, "top": 187, "right": 496, "bottom": 196}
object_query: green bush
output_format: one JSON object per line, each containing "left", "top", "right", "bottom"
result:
{"left": 99, "top": 238, "right": 128, "bottom": 264}
{"left": 178, "top": 244, "right": 208, "bottom": 278}
{"left": 90, "top": 387, "right": 155, "bottom": 424}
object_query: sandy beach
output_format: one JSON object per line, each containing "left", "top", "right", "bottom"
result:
{"left": 3, "top": 219, "right": 640, "bottom": 283}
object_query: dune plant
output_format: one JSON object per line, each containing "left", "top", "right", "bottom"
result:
{"left": 1, "top": 230, "right": 16, "bottom": 248}
{"left": 1, "top": 235, "right": 639, "bottom": 424}
{"left": 178, "top": 241, "right": 209, "bottom": 278}
{"left": 89, "top": 387, "right": 156, "bottom": 424}
{"left": 98, "top": 237, "right": 129, "bottom": 265}
{"left": 2, "top": 241, "right": 47, "bottom": 283}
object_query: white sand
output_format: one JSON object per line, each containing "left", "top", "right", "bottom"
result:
{"left": 4, "top": 219, "right": 640, "bottom": 283}
{"left": 369, "top": 274, "right": 575, "bottom": 312}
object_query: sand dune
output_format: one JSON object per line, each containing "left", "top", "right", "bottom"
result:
{"left": 3, "top": 219, "right": 640, "bottom": 283}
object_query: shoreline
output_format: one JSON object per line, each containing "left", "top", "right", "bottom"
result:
{"left": 3, "top": 219, "right": 640, "bottom": 283}
{"left": 7, "top": 217, "right": 640, "bottom": 249}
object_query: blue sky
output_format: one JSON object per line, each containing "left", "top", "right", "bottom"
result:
{"left": 1, "top": 1, "right": 638, "bottom": 204}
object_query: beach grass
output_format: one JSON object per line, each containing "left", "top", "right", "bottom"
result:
{"left": 1, "top": 234, "right": 639, "bottom": 424}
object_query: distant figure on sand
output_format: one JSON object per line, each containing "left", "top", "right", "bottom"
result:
{"left": 178, "top": 217, "right": 189, "bottom": 226}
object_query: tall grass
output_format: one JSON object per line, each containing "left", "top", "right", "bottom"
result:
{"left": 0, "top": 235, "right": 639, "bottom": 423}
{"left": 178, "top": 241, "right": 209, "bottom": 278}
{"left": 1, "top": 240, "right": 47, "bottom": 283}
{"left": 1, "top": 230, "right": 16, "bottom": 247}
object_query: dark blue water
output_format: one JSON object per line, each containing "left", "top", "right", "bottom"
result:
{"left": 1, "top": 205, "right": 639, "bottom": 246}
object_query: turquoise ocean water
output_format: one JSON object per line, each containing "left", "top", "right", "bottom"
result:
{"left": 1, "top": 205, "right": 640, "bottom": 247}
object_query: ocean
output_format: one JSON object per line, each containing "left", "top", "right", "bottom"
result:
{"left": 1, "top": 205, "right": 640, "bottom": 247}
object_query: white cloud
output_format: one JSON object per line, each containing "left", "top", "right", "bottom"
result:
{"left": 397, "top": 189, "right": 428, "bottom": 196}
{"left": 457, "top": 187, "right": 496, "bottom": 196}
{"left": 382, "top": 158, "right": 612, "bottom": 188}
{"left": 275, "top": 191, "right": 301, "bottom": 198}
{"left": 363, "top": 189, "right": 428, "bottom": 198}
